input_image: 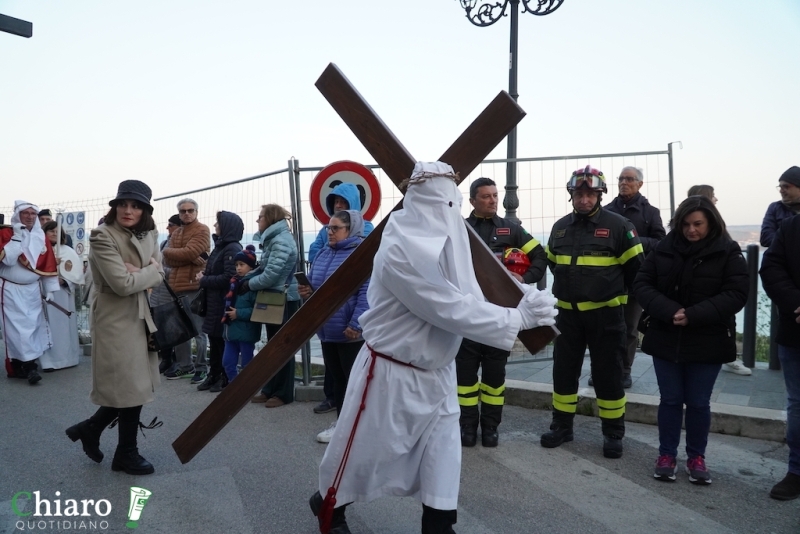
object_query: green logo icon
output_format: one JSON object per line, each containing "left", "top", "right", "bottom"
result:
{"left": 126, "top": 487, "right": 152, "bottom": 529}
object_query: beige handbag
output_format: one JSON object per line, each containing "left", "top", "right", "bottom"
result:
{"left": 250, "top": 272, "right": 292, "bottom": 325}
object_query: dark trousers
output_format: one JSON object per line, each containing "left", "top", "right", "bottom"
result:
{"left": 552, "top": 307, "right": 626, "bottom": 437}
{"left": 322, "top": 366, "right": 334, "bottom": 402}
{"left": 89, "top": 405, "right": 143, "bottom": 452}
{"left": 321, "top": 340, "right": 363, "bottom": 416}
{"left": 652, "top": 358, "right": 721, "bottom": 458}
{"left": 456, "top": 338, "right": 509, "bottom": 429}
{"left": 208, "top": 335, "right": 225, "bottom": 380}
{"left": 260, "top": 300, "right": 300, "bottom": 404}
{"left": 621, "top": 297, "right": 643, "bottom": 376}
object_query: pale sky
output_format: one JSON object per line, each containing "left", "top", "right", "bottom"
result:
{"left": 2, "top": 0, "right": 799, "bottom": 226}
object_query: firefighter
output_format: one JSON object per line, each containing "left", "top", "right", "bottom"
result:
{"left": 541, "top": 166, "right": 644, "bottom": 458}
{"left": 457, "top": 177, "right": 547, "bottom": 448}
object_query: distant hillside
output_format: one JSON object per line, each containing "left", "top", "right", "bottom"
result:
{"left": 728, "top": 225, "right": 761, "bottom": 247}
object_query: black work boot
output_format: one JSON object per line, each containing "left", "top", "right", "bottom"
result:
{"left": 603, "top": 435, "right": 623, "bottom": 459}
{"left": 23, "top": 361, "right": 41, "bottom": 385}
{"left": 111, "top": 406, "right": 155, "bottom": 475}
{"left": 481, "top": 426, "right": 499, "bottom": 448}
{"left": 421, "top": 504, "right": 457, "bottom": 534}
{"left": 309, "top": 491, "right": 351, "bottom": 534}
{"left": 66, "top": 420, "right": 106, "bottom": 463}
{"left": 460, "top": 424, "right": 477, "bottom": 448}
{"left": 540, "top": 422, "right": 574, "bottom": 448}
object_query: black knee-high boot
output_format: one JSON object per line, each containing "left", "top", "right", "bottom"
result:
{"left": 111, "top": 405, "right": 155, "bottom": 475}
{"left": 66, "top": 406, "right": 118, "bottom": 463}
{"left": 421, "top": 504, "right": 457, "bottom": 534}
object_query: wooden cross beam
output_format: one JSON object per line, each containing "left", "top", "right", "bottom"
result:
{"left": 0, "top": 14, "right": 33, "bottom": 38}
{"left": 172, "top": 63, "right": 556, "bottom": 464}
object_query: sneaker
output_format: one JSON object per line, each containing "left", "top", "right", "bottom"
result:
{"left": 686, "top": 456, "right": 712, "bottom": 485}
{"left": 165, "top": 367, "right": 194, "bottom": 380}
{"left": 654, "top": 454, "right": 677, "bottom": 482}
{"left": 313, "top": 399, "right": 336, "bottom": 414}
{"left": 316, "top": 421, "right": 337, "bottom": 443}
{"left": 196, "top": 374, "right": 215, "bottom": 391}
{"left": 190, "top": 371, "right": 207, "bottom": 385}
{"left": 769, "top": 472, "right": 800, "bottom": 501}
{"left": 722, "top": 360, "right": 752, "bottom": 376}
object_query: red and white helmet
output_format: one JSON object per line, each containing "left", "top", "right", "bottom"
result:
{"left": 503, "top": 247, "right": 530, "bottom": 276}
{"left": 567, "top": 165, "right": 607, "bottom": 193}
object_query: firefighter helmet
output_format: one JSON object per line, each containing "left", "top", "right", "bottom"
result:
{"left": 567, "top": 165, "right": 607, "bottom": 193}
{"left": 503, "top": 248, "right": 530, "bottom": 276}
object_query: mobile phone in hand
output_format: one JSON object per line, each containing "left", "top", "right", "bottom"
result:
{"left": 200, "top": 252, "right": 210, "bottom": 261}
{"left": 294, "top": 271, "right": 313, "bottom": 290}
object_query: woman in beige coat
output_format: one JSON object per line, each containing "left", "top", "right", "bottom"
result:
{"left": 66, "top": 180, "right": 164, "bottom": 475}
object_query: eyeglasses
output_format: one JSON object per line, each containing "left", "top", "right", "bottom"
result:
{"left": 179, "top": 209, "right": 196, "bottom": 214}
{"left": 618, "top": 176, "right": 638, "bottom": 183}
{"left": 325, "top": 225, "right": 349, "bottom": 233}
{"left": 777, "top": 184, "right": 796, "bottom": 191}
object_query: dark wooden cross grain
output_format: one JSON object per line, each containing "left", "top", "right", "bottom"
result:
{"left": 172, "top": 63, "right": 557, "bottom": 464}
{"left": 0, "top": 14, "right": 33, "bottom": 38}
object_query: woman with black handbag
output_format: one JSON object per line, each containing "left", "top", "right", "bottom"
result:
{"left": 194, "top": 211, "right": 244, "bottom": 393}
{"left": 66, "top": 180, "right": 164, "bottom": 475}
{"left": 633, "top": 195, "right": 748, "bottom": 485}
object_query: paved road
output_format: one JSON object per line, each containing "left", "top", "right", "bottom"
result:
{"left": 1, "top": 360, "right": 797, "bottom": 534}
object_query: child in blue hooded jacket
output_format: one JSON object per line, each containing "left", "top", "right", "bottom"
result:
{"left": 222, "top": 245, "right": 261, "bottom": 381}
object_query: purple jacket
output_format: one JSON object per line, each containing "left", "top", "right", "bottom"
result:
{"left": 308, "top": 213, "right": 369, "bottom": 343}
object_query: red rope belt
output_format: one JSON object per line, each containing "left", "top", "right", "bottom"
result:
{"left": 318, "top": 345, "right": 420, "bottom": 533}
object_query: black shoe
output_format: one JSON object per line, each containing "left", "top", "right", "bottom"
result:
{"left": 196, "top": 374, "right": 218, "bottom": 391}
{"left": 587, "top": 376, "right": 594, "bottom": 387}
{"left": 309, "top": 491, "right": 351, "bottom": 534}
{"left": 158, "top": 358, "right": 173, "bottom": 374}
{"left": 461, "top": 424, "right": 477, "bottom": 447}
{"left": 27, "top": 370, "right": 42, "bottom": 385}
{"left": 481, "top": 426, "right": 499, "bottom": 448}
{"left": 65, "top": 420, "right": 104, "bottom": 463}
{"left": 111, "top": 448, "right": 154, "bottom": 475}
{"left": 313, "top": 399, "right": 336, "bottom": 414}
{"left": 622, "top": 374, "right": 632, "bottom": 389}
{"left": 209, "top": 376, "right": 227, "bottom": 393}
{"left": 770, "top": 472, "right": 800, "bottom": 501}
{"left": 603, "top": 435, "right": 623, "bottom": 459}
{"left": 541, "top": 424, "right": 573, "bottom": 448}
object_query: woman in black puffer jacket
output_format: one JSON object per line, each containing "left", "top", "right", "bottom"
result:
{"left": 195, "top": 211, "right": 243, "bottom": 392}
{"left": 633, "top": 195, "right": 748, "bottom": 485}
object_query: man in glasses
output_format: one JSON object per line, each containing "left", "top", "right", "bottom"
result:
{"left": 162, "top": 198, "right": 210, "bottom": 383}
{"left": 604, "top": 166, "right": 665, "bottom": 388}
{"left": 456, "top": 177, "right": 547, "bottom": 449}
{"left": 542, "top": 166, "right": 644, "bottom": 459}
{"left": 761, "top": 166, "right": 800, "bottom": 248}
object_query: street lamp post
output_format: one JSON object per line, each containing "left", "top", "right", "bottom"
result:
{"left": 458, "top": 0, "right": 564, "bottom": 223}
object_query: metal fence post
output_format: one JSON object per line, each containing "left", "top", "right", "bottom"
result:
{"left": 289, "top": 158, "right": 313, "bottom": 387}
{"left": 667, "top": 141, "right": 682, "bottom": 218}
{"left": 741, "top": 244, "right": 759, "bottom": 367}
{"left": 769, "top": 302, "right": 781, "bottom": 371}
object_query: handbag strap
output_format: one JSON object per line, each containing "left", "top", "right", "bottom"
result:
{"left": 158, "top": 273, "right": 182, "bottom": 301}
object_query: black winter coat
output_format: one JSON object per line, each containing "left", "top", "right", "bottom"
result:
{"left": 632, "top": 231, "right": 748, "bottom": 364}
{"left": 605, "top": 193, "right": 666, "bottom": 255}
{"left": 760, "top": 214, "right": 800, "bottom": 348}
{"left": 199, "top": 211, "right": 243, "bottom": 337}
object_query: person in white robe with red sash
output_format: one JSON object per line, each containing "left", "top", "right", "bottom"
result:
{"left": 311, "top": 162, "right": 558, "bottom": 534}
{"left": 0, "top": 200, "right": 59, "bottom": 384}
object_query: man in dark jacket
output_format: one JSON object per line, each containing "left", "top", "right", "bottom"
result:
{"left": 760, "top": 214, "right": 800, "bottom": 501}
{"left": 457, "top": 177, "right": 547, "bottom": 448}
{"left": 605, "top": 166, "right": 666, "bottom": 388}
{"left": 760, "top": 166, "right": 800, "bottom": 248}
{"left": 541, "top": 166, "right": 644, "bottom": 459}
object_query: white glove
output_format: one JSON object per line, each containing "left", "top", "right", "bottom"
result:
{"left": 517, "top": 288, "right": 558, "bottom": 330}
{"left": 46, "top": 292, "right": 55, "bottom": 302}
{"left": 12, "top": 223, "right": 26, "bottom": 240}
{"left": 514, "top": 278, "right": 535, "bottom": 294}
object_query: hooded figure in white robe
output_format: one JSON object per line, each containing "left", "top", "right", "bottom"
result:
{"left": 0, "top": 201, "right": 60, "bottom": 382}
{"left": 313, "top": 162, "right": 557, "bottom": 534}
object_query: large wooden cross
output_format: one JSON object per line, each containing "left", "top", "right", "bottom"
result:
{"left": 0, "top": 14, "right": 33, "bottom": 38}
{"left": 172, "top": 63, "right": 557, "bottom": 463}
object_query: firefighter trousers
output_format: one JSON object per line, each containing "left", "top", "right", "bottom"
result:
{"left": 552, "top": 307, "right": 626, "bottom": 437}
{"left": 456, "top": 338, "right": 509, "bottom": 429}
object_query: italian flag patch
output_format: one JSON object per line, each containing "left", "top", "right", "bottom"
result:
{"left": 626, "top": 229, "right": 637, "bottom": 239}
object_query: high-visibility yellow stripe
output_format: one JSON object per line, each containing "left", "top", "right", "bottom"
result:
{"left": 597, "top": 397, "right": 627, "bottom": 410}
{"left": 457, "top": 382, "right": 480, "bottom": 395}
{"left": 520, "top": 238, "right": 540, "bottom": 255}
{"left": 479, "top": 383, "right": 506, "bottom": 396}
{"left": 553, "top": 392, "right": 578, "bottom": 404}
{"left": 553, "top": 400, "right": 578, "bottom": 413}
{"left": 576, "top": 256, "right": 618, "bottom": 267}
{"left": 598, "top": 406, "right": 626, "bottom": 418}
{"left": 480, "top": 392, "right": 505, "bottom": 406}
{"left": 458, "top": 396, "right": 479, "bottom": 407}
{"left": 546, "top": 247, "right": 556, "bottom": 262}
{"left": 556, "top": 295, "right": 628, "bottom": 311}
{"left": 619, "top": 243, "right": 644, "bottom": 264}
